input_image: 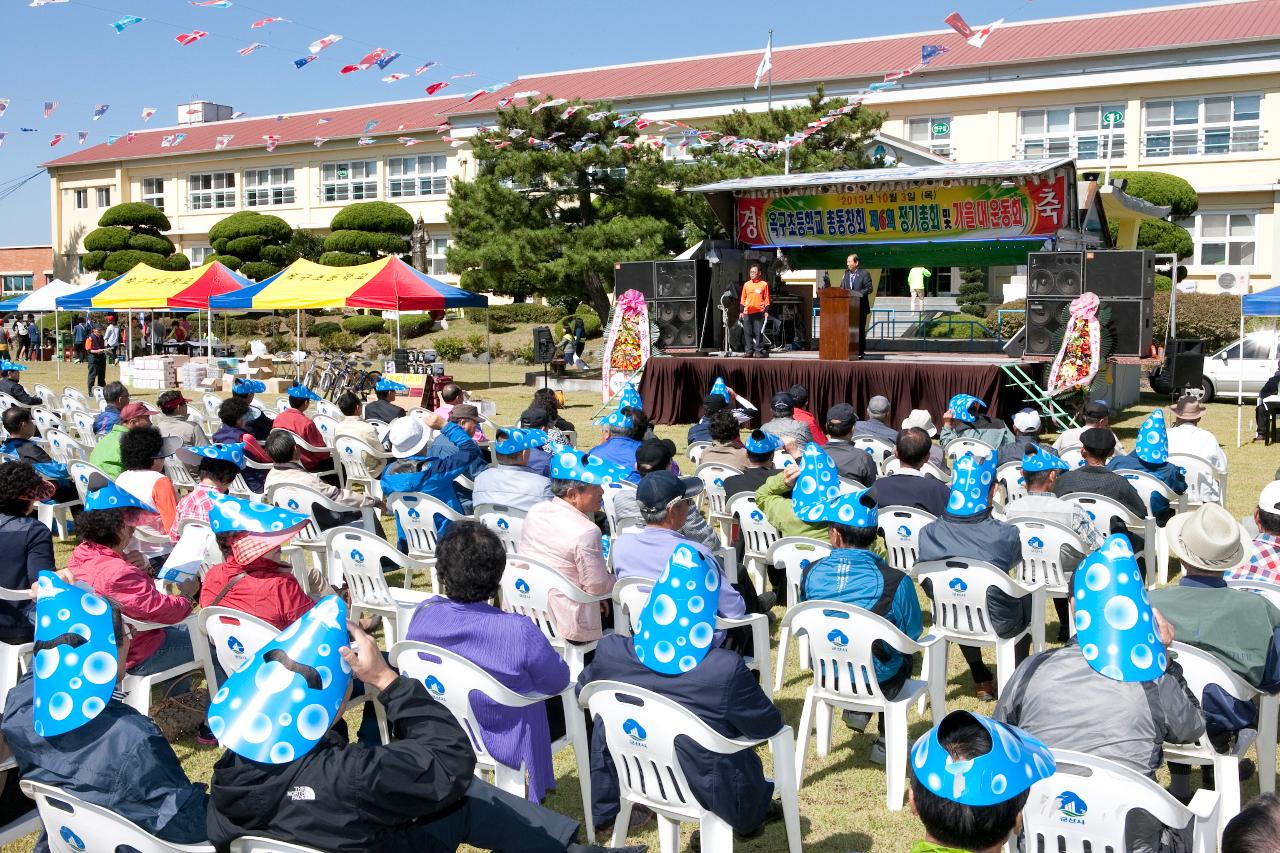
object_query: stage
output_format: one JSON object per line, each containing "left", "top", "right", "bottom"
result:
{"left": 638, "top": 351, "right": 1038, "bottom": 427}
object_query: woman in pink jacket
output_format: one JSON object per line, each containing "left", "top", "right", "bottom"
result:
{"left": 69, "top": 476, "right": 200, "bottom": 675}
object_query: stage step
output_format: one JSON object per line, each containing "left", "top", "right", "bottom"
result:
{"left": 999, "top": 363, "right": 1080, "bottom": 431}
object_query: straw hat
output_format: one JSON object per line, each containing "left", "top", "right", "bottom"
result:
{"left": 1166, "top": 503, "right": 1252, "bottom": 574}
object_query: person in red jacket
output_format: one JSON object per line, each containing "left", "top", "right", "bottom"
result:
{"left": 786, "top": 383, "right": 827, "bottom": 445}
{"left": 272, "top": 383, "right": 331, "bottom": 475}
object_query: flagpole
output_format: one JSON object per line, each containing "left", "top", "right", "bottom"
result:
{"left": 766, "top": 29, "right": 773, "bottom": 112}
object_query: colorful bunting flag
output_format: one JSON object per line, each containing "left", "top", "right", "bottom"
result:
{"left": 308, "top": 34, "right": 342, "bottom": 53}
{"left": 506, "top": 128, "right": 525, "bottom": 138}
{"left": 232, "top": 111, "right": 246, "bottom": 118}
{"left": 173, "top": 132, "right": 186, "bottom": 146}
{"left": 341, "top": 48, "right": 389, "bottom": 74}
{"left": 29, "top": 0, "right": 69, "bottom": 6}
{"left": 586, "top": 111, "right": 610, "bottom": 121}
{"left": 106, "top": 135, "right": 121, "bottom": 145}
{"left": 49, "top": 134, "right": 62, "bottom": 147}
{"left": 294, "top": 55, "right": 317, "bottom": 69}
{"left": 110, "top": 15, "right": 144, "bottom": 33}
{"left": 921, "top": 44, "right": 949, "bottom": 65}
{"left": 944, "top": 11, "right": 974, "bottom": 38}
{"left": 214, "top": 133, "right": 234, "bottom": 150}
{"left": 884, "top": 69, "right": 912, "bottom": 82}
{"left": 42, "top": 101, "right": 57, "bottom": 119}
{"left": 531, "top": 98, "right": 567, "bottom": 113}
{"left": 77, "top": 131, "right": 88, "bottom": 144}
{"left": 363, "top": 119, "right": 379, "bottom": 133}
{"left": 313, "top": 137, "right": 328, "bottom": 147}
{"left": 397, "top": 137, "right": 422, "bottom": 146}
{"left": 375, "top": 51, "right": 400, "bottom": 69}
{"left": 493, "top": 140, "right": 512, "bottom": 149}
{"left": 125, "top": 132, "right": 135, "bottom": 142}
{"left": 357, "top": 137, "right": 374, "bottom": 146}
{"left": 867, "top": 81, "right": 897, "bottom": 92}
{"left": 92, "top": 104, "right": 109, "bottom": 120}
{"left": 424, "top": 82, "right": 448, "bottom": 95}
{"left": 561, "top": 106, "right": 584, "bottom": 119}
{"left": 175, "top": 30, "right": 208, "bottom": 46}
{"left": 251, "top": 16, "right": 288, "bottom": 27}
{"left": 464, "top": 90, "right": 485, "bottom": 103}
{"left": 512, "top": 90, "right": 540, "bottom": 99}
{"left": 414, "top": 62, "right": 436, "bottom": 75}
{"left": 0, "top": 100, "right": 7, "bottom": 118}
{"left": 160, "top": 134, "right": 175, "bottom": 147}
{"left": 141, "top": 107, "right": 156, "bottom": 120}
{"left": 613, "top": 115, "right": 636, "bottom": 128}
{"left": 238, "top": 42, "right": 266, "bottom": 55}
{"left": 381, "top": 73, "right": 407, "bottom": 82}
{"left": 189, "top": 0, "right": 231, "bottom": 5}
{"left": 965, "top": 19, "right": 1003, "bottom": 48}
{"left": 497, "top": 97, "right": 514, "bottom": 107}
{"left": 263, "top": 135, "right": 279, "bottom": 152}
{"left": 0, "top": 133, "right": 9, "bottom": 148}
{"left": 18, "top": 128, "right": 36, "bottom": 134}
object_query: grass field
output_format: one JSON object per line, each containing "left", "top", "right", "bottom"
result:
{"left": 1, "top": 358, "right": 1275, "bottom": 852}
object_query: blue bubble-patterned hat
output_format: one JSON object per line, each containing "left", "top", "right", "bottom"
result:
{"left": 810, "top": 488, "right": 879, "bottom": 528}
{"left": 946, "top": 452, "right": 997, "bottom": 517}
{"left": 617, "top": 383, "right": 643, "bottom": 412}
{"left": 232, "top": 379, "right": 266, "bottom": 395}
{"left": 84, "top": 476, "right": 157, "bottom": 514}
{"left": 375, "top": 378, "right": 408, "bottom": 392}
{"left": 206, "top": 492, "right": 310, "bottom": 536}
{"left": 494, "top": 427, "right": 549, "bottom": 456}
{"left": 32, "top": 571, "right": 118, "bottom": 737}
{"left": 0, "top": 360, "right": 27, "bottom": 372}
{"left": 286, "top": 383, "right": 322, "bottom": 402}
{"left": 947, "top": 394, "right": 986, "bottom": 424}
{"left": 1021, "top": 444, "right": 1069, "bottom": 472}
{"left": 550, "top": 449, "right": 632, "bottom": 486}
{"left": 207, "top": 595, "right": 351, "bottom": 764}
{"left": 1134, "top": 409, "right": 1169, "bottom": 464}
{"left": 1073, "top": 534, "right": 1166, "bottom": 683}
{"left": 791, "top": 443, "right": 842, "bottom": 523}
{"left": 709, "top": 377, "right": 732, "bottom": 404}
{"left": 744, "top": 430, "right": 781, "bottom": 455}
{"left": 177, "top": 441, "right": 247, "bottom": 469}
{"left": 911, "top": 710, "right": 1056, "bottom": 806}
{"left": 633, "top": 544, "right": 719, "bottom": 675}
{"left": 595, "top": 406, "right": 635, "bottom": 430}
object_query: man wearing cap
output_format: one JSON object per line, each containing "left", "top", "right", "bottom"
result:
{"left": 723, "top": 431, "right": 781, "bottom": 504}
{"left": 1107, "top": 410, "right": 1186, "bottom": 524}
{"left": 1053, "top": 427, "right": 1149, "bottom": 521}
{"left": 231, "top": 378, "right": 275, "bottom": 441}
{"left": 613, "top": 438, "right": 720, "bottom": 550}
{"left": 787, "top": 384, "right": 827, "bottom": 445}
{"left": 333, "top": 391, "right": 387, "bottom": 476}
{"left": 472, "top": 427, "right": 553, "bottom": 512}
{"left": 85, "top": 322, "right": 107, "bottom": 394}
{"left": 696, "top": 410, "right": 749, "bottom": 470}
{"left": 273, "top": 383, "right": 332, "bottom": 474}
{"left": 89, "top": 400, "right": 158, "bottom": 479}
{"left": 761, "top": 392, "right": 814, "bottom": 446}
{"left": 866, "top": 427, "right": 951, "bottom": 516}
{"left": 382, "top": 410, "right": 482, "bottom": 518}
{"left": 589, "top": 405, "right": 648, "bottom": 482}
{"left": 996, "top": 408, "right": 1056, "bottom": 468}
{"left": 366, "top": 378, "right": 408, "bottom": 424}
{"left": 578, "top": 545, "right": 785, "bottom": 840}
{"left": 822, "top": 403, "right": 879, "bottom": 486}
{"left": 996, "top": 535, "right": 1204, "bottom": 852}
{"left": 1227, "top": 482, "right": 1280, "bottom": 585}
{"left": 853, "top": 395, "right": 899, "bottom": 444}
{"left": 1054, "top": 400, "right": 1125, "bottom": 456}
{"left": 0, "top": 361, "right": 37, "bottom": 406}
{"left": 92, "top": 381, "right": 130, "bottom": 436}
{"left": 153, "top": 390, "right": 206, "bottom": 449}
{"left": 940, "top": 393, "right": 1013, "bottom": 450}
{"left": 1166, "top": 394, "right": 1228, "bottom": 503}
{"left": 1150, "top": 504, "right": 1280, "bottom": 760}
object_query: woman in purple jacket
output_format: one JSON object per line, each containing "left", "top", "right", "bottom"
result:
{"left": 404, "top": 521, "right": 570, "bottom": 802}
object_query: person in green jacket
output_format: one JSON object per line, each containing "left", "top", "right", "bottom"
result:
{"left": 89, "top": 402, "right": 157, "bottom": 479}
{"left": 909, "top": 710, "right": 1055, "bottom": 853}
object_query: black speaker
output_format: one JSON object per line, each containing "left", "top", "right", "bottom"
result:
{"left": 1084, "top": 250, "right": 1155, "bottom": 299}
{"left": 532, "top": 325, "right": 555, "bottom": 364}
{"left": 1105, "top": 299, "right": 1153, "bottom": 358}
{"left": 651, "top": 260, "right": 711, "bottom": 349}
{"left": 654, "top": 300, "right": 698, "bottom": 348}
{"left": 655, "top": 261, "right": 699, "bottom": 298}
{"left": 1025, "top": 297, "right": 1070, "bottom": 355}
{"left": 613, "top": 261, "right": 654, "bottom": 299}
{"left": 1027, "top": 252, "right": 1084, "bottom": 297}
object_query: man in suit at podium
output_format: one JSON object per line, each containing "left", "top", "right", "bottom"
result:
{"left": 840, "top": 253, "right": 873, "bottom": 357}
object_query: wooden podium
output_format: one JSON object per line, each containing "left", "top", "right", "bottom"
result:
{"left": 818, "top": 287, "right": 860, "bottom": 361}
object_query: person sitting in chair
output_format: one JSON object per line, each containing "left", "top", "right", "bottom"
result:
{"left": 272, "top": 383, "right": 331, "bottom": 475}
{"left": 366, "top": 377, "right": 408, "bottom": 424}
{"left": 230, "top": 379, "right": 275, "bottom": 442}
{"left": 0, "top": 360, "right": 38, "bottom": 406}
{"left": 472, "top": 427, "right": 553, "bottom": 513}
{"left": 939, "top": 394, "right": 1013, "bottom": 450}
{"left": 1106, "top": 410, "right": 1186, "bottom": 525}
{"left": 333, "top": 391, "right": 388, "bottom": 477}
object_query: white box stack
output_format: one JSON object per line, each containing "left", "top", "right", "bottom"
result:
{"left": 128, "top": 356, "right": 178, "bottom": 391}
{"left": 180, "top": 360, "right": 212, "bottom": 389}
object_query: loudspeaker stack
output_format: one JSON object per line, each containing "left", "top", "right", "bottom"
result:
{"left": 612, "top": 260, "right": 712, "bottom": 350}
{"left": 1024, "top": 250, "right": 1154, "bottom": 358}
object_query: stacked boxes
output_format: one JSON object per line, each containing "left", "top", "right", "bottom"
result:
{"left": 128, "top": 356, "right": 179, "bottom": 390}
{"left": 180, "top": 359, "right": 213, "bottom": 389}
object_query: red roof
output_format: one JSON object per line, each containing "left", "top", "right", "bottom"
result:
{"left": 445, "top": 0, "right": 1280, "bottom": 114}
{"left": 45, "top": 95, "right": 464, "bottom": 169}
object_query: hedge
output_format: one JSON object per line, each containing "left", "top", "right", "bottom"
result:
{"left": 328, "top": 201, "right": 415, "bottom": 235}
{"left": 320, "top": 330, "right": 360, "bottom": 352}
{"left": 128, "top": 233, "right": 175, "bottom": 256}
{"left": 228, "top": 318, "right": 259, "bottom": 337}
{"left": 986, "top": 300, "right": 1027, "bottom": 340}
{"left": 98, "top": 202, "right": 171, "bottom": 231}
{"left": 323, "top": 230, "right": 408, "bottom": 256}
{"left": 208, "top": 211, "right": 291, "bottom": 244}
{"left": 260, "top": 244, "right": 291, "bottom": 266}
{"left": 83, "top": 227, "right": 133, "bottom": 253}
{"left": 157, "top": 254, "right": 191, "bottom": 272}
{"left": 310, "top": 322, "right": 342, "bottom": 337}
{"left": 342, "top": 315, "right": 387, "bottom": 335}
{"left": 222, "top": 236, "right": 267, "bottom": 258}
{"left": 318, "top": 251, "right": 369, "bottom": 267}
{"left": 398, "top": 316, "right": 434, "bottom": 338}
{"left": 80, "top": 251, "right": 108, "bottom": 271}
{"left": 1152, "top": 292, "right": 1240, "bottom": 352}
{"left": 464, "top": 304, "right": 566, "bottom": 331}
{"left": 207, "top": 254, "right": 242, "bottom": 270}
{"left": 101, "top": 249, "right": 166, "bottom": 275}
{"left": 432, "top": 336, "right": 467, "bottom": 361}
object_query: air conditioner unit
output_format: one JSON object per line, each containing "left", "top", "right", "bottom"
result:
{"left": 1214, "top": 267, "right": 1251, "bottom": 295}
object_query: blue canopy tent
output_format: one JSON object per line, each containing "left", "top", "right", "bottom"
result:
{"left": 1237, "top": 289, "right": 1280, "bottom": 445}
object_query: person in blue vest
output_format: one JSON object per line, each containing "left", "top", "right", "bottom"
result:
{"left": 382, "top": 411, "right": 481, "bottom": 547}
{"left": 231, "top": 378, "right": 275, "bottom": 442}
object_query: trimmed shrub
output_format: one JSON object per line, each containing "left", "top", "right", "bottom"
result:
{"left": 37, "top": 313, "right": 75, "bottom": 332}
{"left": 464, "top": 304, "right": 566, "bottom": 332}
{"left": 223, "top": 236, "right": 267, "bottom": 258}
{"left": 329, "top": 201, "right": 415, "bottom": 235}
{"left": 320, "top": 330, "right": 360, "bottom": 352}
{"left": 1110, "top": 171, "right": 1198, "bottom": 218}
{"left": 98, "top": 202, "right": 170, "bottom": 231}
{"left": 466, "top": 333, "right": 486, "bottom": 354}
{"left": 342, "top": 315, "right": 387, "bottom": 335}
{"left": 209, "top": 210, "right": 291, "bottom": 244}
{"left": 398, "top": 316, "right": 434, "bottom": 338}
{"left": 256, "top": 315, "right": 287, "bottom": 336}
{"left": 323, "top": 230, "right": 408, "bottom": 256}
{"left": 81, "top": 251, "right": 108, "bottom": 271}
{"left": 512, "top": 343, "right": 535, "bottom": 363}
{"left": 228, "top": 318, "right": 259, "bottom": 337}
{"left": 157, "top": 254, "right": 191, "bottom": 272}
{"left": 432, "top": 335, "right": 467, "bottom": 361}
{"left": 1155, "top": 274, "right": 1173, "bottom": 292}
{"left": 128, "top": 233, "right": 175, "bottom": 255}
{"left": 101, "top": 250, "right": 166, "bottom": 275}
{"left": 83, "top": 227, "right": 133, "bottom": 253}
{"left": 260, "top": 244, "right": 290, "bottom": 266}
{"left": 238, "top": 261, "right": 277, "bottom": 281}
{"left": 1152, "top": 292, "right": 1240, "bottom": 352}
{"left": 554, "top": 312, "right": 602, "bottom": 339}
{"left": 318, "top": 251, "right": 369, "bottom": 267}
{"left": 310, "top": 322, "right": 342, "bottom": 337}
{"left": 207, "top": 254, "right": 242, "bottom": 270}
{"left": 987, "top": 299, "right": 1027, "bottom": 340}
{"left": 957, "top": 267, "right": 988, "bottom": 317}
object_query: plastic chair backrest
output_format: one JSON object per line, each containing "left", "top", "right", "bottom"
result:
{"left": 334, "top": 435, "right": 384, "bottom": 485}
{"left": 884, "top": 457, "right": 950, "bottom": 482}
{"left": 67, "top": 460, "right": 106, "bottom": 503}
{"left": 231, "top": 839, "right": 327, "bottom": 853}
{"left": 325, "top": 526, "right": 419, "bottom": 607}
{"left": 1226, "top": 578, "right": 1280, "bottom": 609}
{"left": 473, "top": 502, "right": 527, "bottom": 553}
{"left": 1061, "top": 492, "right": 1145, "bottom": 530}
{"left": 316, "top": 400, "right": 341, "bottom": 421}
{"left": 92, "top": 387, "right": 105, "bottom": 404}
{"left": 1021, "top": 750, "right": 1212, "bottom": 853}
{"left": 31, "top": 407, "right": 61, "bottom": 437}
{"left": 389, "top": 492, "right": 460, "bottom": 558}
{"left": 610, "top": 575, "right": 653, "bottom": 636}
{"left": 687, "top": 441, "right": 710, "bottom": 465}
{"left": 773, "top": 448, "right": 797, "bottom": 469}
{"left": 33, "top": 384, "right": 55, "bottom": 408}
{"left": 694, "top": 462, "right": 742, "bottom": 518}
{"left": 1168, "top": 452, "right": 1225, "bottom": 504}
{"left": 163, "top": 454, "right": 199, "bottom": 492}
{"left": 45, "top": 428, "right": 83, "bottom": 465}
{"left": 202, "top": 394, "right": 223, "bottom": 422}
{"left": 266, "top": 482, "right": 375, "bottom": 545}
{"left": 171, "top": 518, "right": 223, "bottom": 579}
{"left": 877, "top": 506, "right": 936, "bottom": 573}
{"left": 600, "top": 481, "right": 636, "bottom": 533}
{"left": 852, "top": 436, "right": 896, "bottom": 470}
{"left": 275, "top": 398, "right": 291, "bottom": 414}
{"left": 60, "top": 394, "right": 87, "bottom": 416}
{"left": 944, "top": 437, "right": 996, "bottom": 463}
{"left": 500, "top": 553, "right": 598, "bottom": 645}
{"left": 1116, "top": 469, "right": 1177, "bottom": 517}
{"left": 729, "top": 492, "right": 781, "bottom": 557}
{"left": 312, "top": 414, "right": 339, "bottom": 447}
{"left": 20, "top": 779, "right": 216, "bottom": 853}
{"left": 996, "top": 461, "right": 1028, "bottom": 504}
{"left": 767, "top": 536, "right": 832, "bottom": 601}
{"left": 198, "top": 607, "right": 279, "bottom": 686}
{"left": 1008, "top": 517, "right": 1083, "bottom": 592}
{"left": 1059, "top": 447, "right": 1087, "bottom": 469}
{"left": 784, "top": 601, "right": 923, "bottom": 702}
{"left": 915, "top": 558, "right": 1030, "bottom": 639}
{"left": 61, "top": 387, "right": 87, "bottom": 404}
{"left": 69, "top": 410, "right": 96, "bottom": 446}
{"left": 1167, "top": 641, "right": 1258, "bottom": 752}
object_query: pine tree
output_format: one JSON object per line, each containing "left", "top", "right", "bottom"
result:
{"left": 208, "top": 211, "right": 293, "bottom": 280}
{"left": 81, "top": 202, "right": 190, "bottom": 279}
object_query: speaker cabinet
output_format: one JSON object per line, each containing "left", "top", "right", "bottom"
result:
{"left": 531, "top": 325, "right": 555, "bottom": 364}
{"left": 1027, "top": 252, "right": 1084, "bottom": 297}
{"left": 652, "top": 260, "right": 711, "bottom": 349}
{"left": 653, "top": 301, "right": 698, "bottom": 348}
{"left": 613, "top": 261, "right": 654, "bottom": 299}
{"left": 1104, "top": 299, "right": 1154, "bottom": 358}
{"left": 1025, "top": 297, "right": 1069, "bottom": 356}
{"left": 1085, "top": 250, "right": 1156, "bottom": 299}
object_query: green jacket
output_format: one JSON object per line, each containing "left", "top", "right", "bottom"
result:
{"left": 88, "top": 423, "right": 127, "bottom": 479}
{"left": 1148, "top": 582, "right": 1280, "bottom": 691}
{"left": 911, "top": 841, "right": 975, "bottom": 853}
{"left": 753, "top": 472, "right": 887, "bottom": 557}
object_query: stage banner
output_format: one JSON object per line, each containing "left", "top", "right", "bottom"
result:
{"left": 734, "top": 175, "right": 1067, "bottom": 248}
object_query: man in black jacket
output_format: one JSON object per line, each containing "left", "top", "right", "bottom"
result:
{"left": 0, "top": 361, "right": 38, "bottom": 406}
{"left": 839, "top": 253, "right": 874, "bottom": 357}
{"left": 867, "top": 427, "right": 950, "bottom": 516}
{"left": 1052, "top": 427, "right": 1148, "bottom": 520}
{"left": 207, "top": 618, "right": 643, "bottom": 853}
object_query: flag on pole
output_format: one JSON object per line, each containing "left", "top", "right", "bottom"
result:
{"left": 308, "top": 34, "right": 342, "bottom": 53}
{"left": 141, "top": 107, "right": 156, "bottom": 121}
{"left": 42, "top": 101, "right": 58, "bottom": 118}
{"left": 77, "top": 131, "right": 88, "bottom": 144}
{"left": 238, "top": 42, "right": 266, "bottom": 55}
{"left": 965, "top": 19, "right": 1003, "bottom": 48}
{"left": 754, "top": 32, "right": 773, "bottom": 90}
{"left": 175, "top": 30, "right": 208, "bottom": 46}
{"left": 251, "top": 16, "right": 288, "bottom": 27}
{"left": 214, "top": 134, "right": 234, "bottom": 150}
{"left": 424, "top": 82, "right": 448, "bottom": 95}
{"left": 263, "top": 135, "right": 279, "bottom": 152}
{"left": 49, "top": 134, "right": 63, "bottom": 147}
{"left": 921, "top": 44, "right": 949, "bottom": 65}
{"left": 92, "top": 104, "right": 109, "bottom": 120}
{"left": 293, "top": 55, "right": 317, "bottom": 69}
{"left": 110, "top": 15, "right": 144, "bottom": 33}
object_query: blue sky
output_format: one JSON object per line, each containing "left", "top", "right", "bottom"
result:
{"left": 1, "top": 0, "right": 1189, "bottom": 246}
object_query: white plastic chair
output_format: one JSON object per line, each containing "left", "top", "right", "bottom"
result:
{"left": 852, "top": 436, "right": 896, "bottom": 474}
{"left": 694, "top": 462, "right": 742, "bottom": 547}
{"left": 1226, "top": 578, "right": 1280, "bottom": 609}
{"left": 274, "top": 398, "right": 291, "bottom": 414}
{"left": 611, "top": 574, "right": 773, "bottom": 696}
{"left": 995, "top": 461, "right": 1027, "bottom": 505}
{"left": 31, "top": 406, "right": 62, "bottom": 437}
{"left": 914, "top": 558, "right": 1046, "bottom": 712}
{"left": 391, "top": 640, "right": 594, "bottom": 841}
{"left": 876, "top": 506, "right": 936, "bottom": 576}
{"left": 1058, "top": 447, "right": 1087, "bottom": 468}
{"left": 231, "top": 839, "right": 326, "bottom": 853}
{"left": 62, "top": 386, "right": 88, "bottom": 406}
{"left": 389, "top": 492, "right": 462, "bottom": 591}
{"left": 1061, "top": 492, "right": 1158, "bottom": 585}
{"left": 163, "top": 454, "right": 200, "bottom": 495}
{"left": 334, "top": 435, "right": 392, "bottom": 501}
{"left": 767, "top": 536, "right": 832, "bottom": 692}
{"left": 579, "top": 680, "right": 802, "bottom": 853}
{"left": 1163, "top": 641, "right": 1275, "bottom": 827}
{"left": 773, "top": 448, "right": 797, "bottom": 470}
{"left": 202, "top": 393, "right": 224, "bottom": 423}
{"left": 884, "top": 457, "right": 950, "bottom": 482}
{"left": 69, "top": 410, "right": 97, "bottom": 447}
{"left": 267, "top": 481, "right": 380, "bottom": 584}
{"left": 943, "top": 436, "right": 996, "bottom": 463}
{"left": 67, "top": 459, "right": 107, "bottom": 503}
{"left": 324, "top": 527, "right": 433, "bottom": 645}
{"left": 473, "top": 502, "right": 527, "bottom": 553}
{"left": 1021, "top": 749, "right": 1219, "bottom": 853}
{"left": 1169, "top": 451, "right": 1228, "bottom": 507}
{"left": 316, "top": 400, "right": 342, "bottom": 421}
{"left": 20, "top": 780, "right": 216, "bottom": 853}
{"left": 500, "top": 553, "right": 608, "bottom": 681}
{"left": 785, "top": 602, "right": 937, "bottom": 810}
{"left": 33, "top": 383, "right": 56, "bottom": 408}
{"left": 686, "top": 441, "right": 710, "bottom": 466}
{"left": 1007, "top": 517, "right": 1083, "bottom": 636}
{"left": 312, "top": 413, "right": 340, "bottom": 447}
{"left": 600, "top": 480, "right": 637, "bottom": 539}
{"left": 196, "top": 606, "right": 280, "bottom": 690}
{"left": 60, "top": 394, "right": 87, "bottom": 416}
{"left": 729, "top": 491, "right": 780, "bottom": 594}
{"left": 45, "top": 427, "right": 88, "bottom": 466}
{"left": 119, "top": 614, "right": 208, "bottom": 717}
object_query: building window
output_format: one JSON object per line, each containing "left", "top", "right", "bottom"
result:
{"left": 141, "top": 178, "right": 165, "bottom": 211}
{"left": 1174, "top": 212, "right": 1255, "bottom": 266}
{"left": 387, "top": 155, "right": 447, "bottom": 198}
{"left": 321, "top": 161, "right": 377, "bottom": 202}
{"left": 906, "top": 116, "right": 952, "bottom": 158}
{"left": 188, "top": 172, "right": 237, "bottom": 210}
{"left": 76, "top": 255, "right": 87, "bottom": 275}
{"left": 189, "top": 246, "right": 214, "bottom": 266}
{"left": 95, "top": 187, "right": 111, "bottom": 208}
{"left": 72, "top": 189, "right": 88, "bottom": 210}
{"left": 1143, "top": 94, "right": 1261, "bottom": 157}
{"left": 428, "top": 237, "right": 449, "bottom": 276}
{"left": 0, "top": 275, "right": 33, "bottom": 295}
{"left": 244, "top": 167, "right": 296, "bottom": 207}
{"left": 1018, "top": 104, "right": 1126, "bottom": 160}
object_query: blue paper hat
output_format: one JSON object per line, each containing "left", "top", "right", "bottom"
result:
{"left": 1073, "top": 534, "right": 1165, "bottom": 683}
{"left": 84, "top": 476, "right": 157, "bottom": 514}
{"left": 946, "top": 452, "right": 997, "bottom": 517}
{"left": 177, "top": 441, "right": 247, "bottom": 469}
{"left": 375, "top": 378, "right": 408, "bottom": 392}
{"left": 1134, "top": 409, "right": 1169, "bottom": 464}
{"left": 947, "top": 394, "right": 986, "bottom": 424}
{"left": 494, "top": 427, "right": 549, "bottom": 456}
{"left": 550, "top": 449, "right": 632, "bottom": 485}
{"left": 744, "top": 430, "right": 781, "bottom": 455}
{"left": 617, "top": 383, "right": 643, "bottom": 412}
{"left": 0, "top": 360, "right": 27, "bottom": 372}
{"left": 595, "top": 405, "right": 635, "bottom": 430}
{"left": 232, "top": 379, "right": 266, "bottom": 396}
{"left": 1021, "top": 445, "right": 1069, "bottom": 472}
{"left": 286, "top": 383, "right": 322, "bottom": 402}
{"left": 810, "top": 488, "right": 879, "bottom": 528}
{"left": 792, "top": 443, "right": 842, "bottom": 523}
{"left": 709, "top": 377, "right": 732, "bottom": 404}
{"left": 206, "top": 492, "right": 310, "bottom": 536}
{"left": 911, "top": 710, "right": 1056, "bottom": 806}
{"left": 32, "top": 572, "right": 118, "bottom": 737}
{"left": 207, "top": 595, "right": 351, "bottom": 764}
{"left": 633, "top": 543, "right": 718, "bottom": 675}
